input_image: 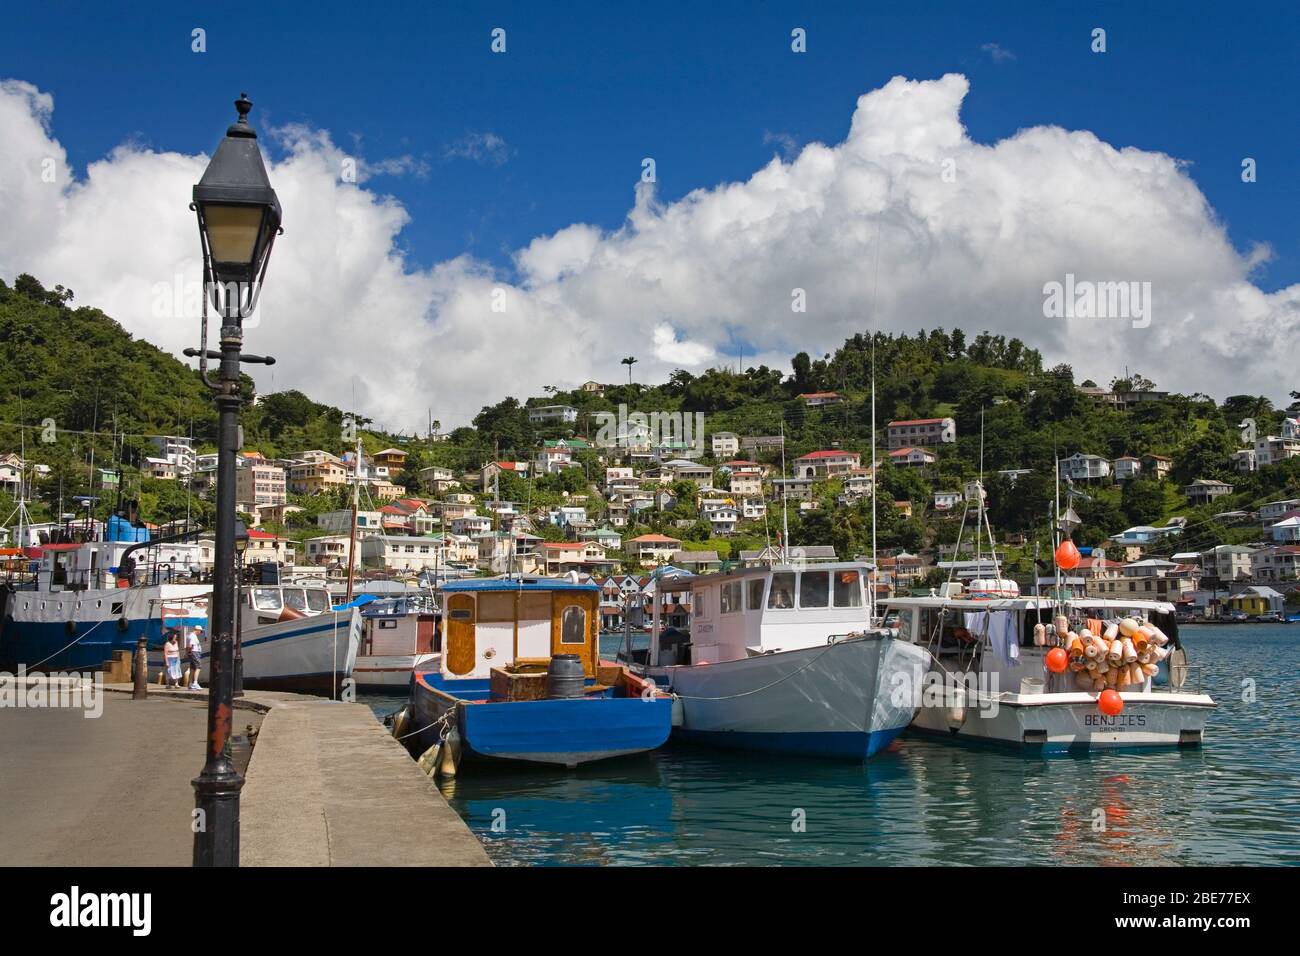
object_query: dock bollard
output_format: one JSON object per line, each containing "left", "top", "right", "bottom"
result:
{"left": 132, "top": 634, "right": 148, "bottom": 700}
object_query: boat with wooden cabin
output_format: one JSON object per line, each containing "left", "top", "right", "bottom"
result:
{"left": 407, "top": 578, "right": 672, "bottom": 770}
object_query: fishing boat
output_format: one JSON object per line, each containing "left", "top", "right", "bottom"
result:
{"left": 351, "top": 594, "right": 440, "bottom": 691}
{"left": 626, "top": 561, "right": 929, "bottom": 760}
{"left": 225, "top": 581, "right": 362, "bottom": 695}
{"left": 0, "top": 514, "right": 210, "bottom": 672}
{"left": 406, "top": 578, "right": 673, "bottom": 771}
{"left": 882, "top": 591, "right": 1215, "bottom": 751}
{"left": 880, "top": 469, "right": 1214, "bottom": 752}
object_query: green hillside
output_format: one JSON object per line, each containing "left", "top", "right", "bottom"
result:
{"left": 3, "top": 273, "right": 1299, "bottom": 563}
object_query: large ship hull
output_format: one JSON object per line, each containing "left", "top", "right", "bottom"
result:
{"left": 0, "top": 584, "right": 209, "bottom": 672}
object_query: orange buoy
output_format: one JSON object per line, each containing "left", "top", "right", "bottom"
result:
{"left": 1054, "top": 538, "right": 1081, "bottom": 570}
{"left": 1045, "top": 647, "right": 1069, "bottom": 674}
{"left": 1098, "top": 689, "right": 1124, "bottom": 716}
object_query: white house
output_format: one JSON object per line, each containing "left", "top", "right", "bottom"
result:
{"left": 527, "top": 404, "right": 578, "bottom": 425}
{"left": 886, "top": 417, "right": 956, "bottom": 449}
{"left": 1251, "top": 546, "right": 1300, "bottom": 582}
{"left": 710, "top": 432, "right": 740, "bottom": 458}
{"left": 1060, "top": 453, "right": 1111, "bottom": 481}
{"left": 1261, "top": 499, "right": 1300, "bottom": 526}
{"left": 792, "top": 450, "right": 861, "bottom": 479}
{"left": 1271, "top": 516, "right": 1300, "bottom": 544}
{"left": 605, "top": 466, "right": 634, "bottom": 489}
{"left": 888, "top": 447, "right": 936, "bottom": 469}
{"left": 932, "top": 490, "right": 962, "bottom": 511}
{"left": 728, "top": 467, "right": 764, "bottom": 496}
{"left": 360, "top": 534, "right": 447, "bottom": 572}
{"left": 626, "top": 533, "right": 683, "bottom": 563}
{"left": 303, "top": 534, "right": 359, "bottom": 570}
{"left": 707, "top": 506, "right": 739, "bottom": 534}
{"left": 451, "top": 515, "right": 492, "bottom": 536}
{"left": 1112, "top": 457, "right": 1141, "bottom": 481}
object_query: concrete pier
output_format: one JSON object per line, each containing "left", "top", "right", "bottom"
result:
{"left": 0, "top": 681, "right": 490, "bottom": 867}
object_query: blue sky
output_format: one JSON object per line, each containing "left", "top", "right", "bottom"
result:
{"left": 5, "top": 0, "right": 1297, "bottom": 290}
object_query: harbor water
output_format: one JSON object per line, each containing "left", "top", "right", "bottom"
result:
{"left": 367, "top": 624, "right": 1300, "bottom": 866}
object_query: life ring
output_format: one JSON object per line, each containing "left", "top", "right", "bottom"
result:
{"left": 117, "top": 616, "right": 130, "bottom": 632}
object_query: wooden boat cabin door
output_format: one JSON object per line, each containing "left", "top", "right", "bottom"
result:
{"left": 551, "top": 590, "right": 598, "bottom": 676}
{"left": 445, "top": 593, "right": 477, "bottom": 675}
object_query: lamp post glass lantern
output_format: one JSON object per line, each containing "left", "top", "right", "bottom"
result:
{"left": 190, "top": 93, "right": 281, "bottom": 868}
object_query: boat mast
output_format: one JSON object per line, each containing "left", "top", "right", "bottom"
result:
{"left": 345, "top": 432, "right": 361, "bottom": 601}
{"left": 870, "top": 328, "right": 878, "bottom": 591}
{"left": 779, "top": 421, "right": 789, "bottom": 562}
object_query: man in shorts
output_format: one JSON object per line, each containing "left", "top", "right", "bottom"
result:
{"left": 183, "top": 626, "right": 205, "bottom": 690}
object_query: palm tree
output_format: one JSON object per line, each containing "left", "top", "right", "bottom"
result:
{"left": 621, "top": 356, "right": 638, "bottom": 385}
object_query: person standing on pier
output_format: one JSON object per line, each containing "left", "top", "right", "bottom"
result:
{"left": 163, "top": 630, "right": 182, "bottom": 688}
{"left": 183, "top": 626, "right": 204, "bottom": 690}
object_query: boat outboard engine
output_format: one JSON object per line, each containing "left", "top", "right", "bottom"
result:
{"left": 546, "top": 654, "right": 586, "bottom": 699}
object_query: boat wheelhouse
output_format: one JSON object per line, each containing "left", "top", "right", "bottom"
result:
{"left": 352, "top": 595, "right": 440, "bottom": 691}
{"left": 407, "top": 578, "right": 672, "bottom": 771}
{"left": 626, "top": 561, "right": 928, "bottom": 760}
{"left": 883, "top": 592, "right": 1215, "bottom": 752}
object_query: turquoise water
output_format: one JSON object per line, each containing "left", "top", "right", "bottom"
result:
{"left": 367, "top": 625, "right": 1300, "bottom": 866}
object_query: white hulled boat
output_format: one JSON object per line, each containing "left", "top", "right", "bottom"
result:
{"left": 230, "top": 582, "right": 362, "bottom": 695}
{"left": 626, "top": 561, "right": 928, "bottom": 760}
{"left": 882, "top": 591, "right": 1215, "bottom": 751}
{"left": 351, "top": 594, "right": 440, "bottom": 691}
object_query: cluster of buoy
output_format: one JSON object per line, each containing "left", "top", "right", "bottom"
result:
{"left": 1040, "top": 616, "right": 1170, "bottom": 715}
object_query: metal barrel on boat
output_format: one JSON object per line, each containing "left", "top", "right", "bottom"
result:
{"left": 546, "top": 654, "right": 586, "bottom": 699}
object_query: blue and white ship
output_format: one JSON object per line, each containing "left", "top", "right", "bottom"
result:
{"left": 0, "top": 514, "right": 209, "bottom": 672}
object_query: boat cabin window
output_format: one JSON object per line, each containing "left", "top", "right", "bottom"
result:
{"left": 283, "top": 588, "right": 309, "bottom": 612}
{"left": 560, "top": 605, "right": 586, "bottom": 644}
{"left": 478, "top": 593, "right": 515, "bottom": 622}
{"left": 767, "top": 572, "right": 795, "bottom": 609}
{"left": 799, "top": 571, "right": 829, "bottom": 609}
{"left": 720, "top": 580, "right": 742, "bottom": 614}
{"left": 305, "top": 590, "right": 331, "bottom": 613}
{"left": 448, "top": 606, "right": 472, "bottom": 621}
{"left": 252, "top": 588, "right": 283, "bottom": 612}
{"left": 747, "top": 578, "right": 766, "bottom": 611}
{"left": 894, "top": 607, "right": 917, "bottom": 642}
{"left": 833, "top": 570, "right": 863, "bottom": 608}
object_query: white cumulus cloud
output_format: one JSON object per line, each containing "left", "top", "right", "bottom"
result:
{"left": 1, "top": 74, "right": 1297, "bottom": 434}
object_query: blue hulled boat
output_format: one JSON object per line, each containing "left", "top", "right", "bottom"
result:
{"left": 406, "top": 578, "right": 672, "bottom": 771}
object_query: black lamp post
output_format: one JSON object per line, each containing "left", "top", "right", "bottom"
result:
{"left": 233, "top": 520, "right": 249, "bottom": 697}
{"left": 186, "top": 93, "right": 281, "bottom": 868}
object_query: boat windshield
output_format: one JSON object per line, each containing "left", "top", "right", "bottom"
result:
{"left": 305, "top": 589, "right": 331, "bottom": 613}
{"left": 252, "top": 588, "right": 283, "bottom": 612}
{"left": 282, "top": 588, "right": 309, "bottom": 612}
